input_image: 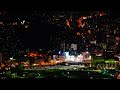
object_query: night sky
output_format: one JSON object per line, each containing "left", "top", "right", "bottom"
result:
{"left": 26, "top": 22, "right": 56, "bottom": 49}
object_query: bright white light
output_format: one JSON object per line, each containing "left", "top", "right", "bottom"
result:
{"left": 21, "top": 20, "right": 25, "bottom": 25}
{"left": 10, "top": 57, "right": 13, "bottom": 60}
{"left": 70, "top": 56, "right": 75, "bottom": 61}
{"left": 23, "top": 20, "right": 25, "bottom": 23}
{"left": 65, "top": 56, "right": 71, "bottom": 61}
{"left": 59, "top": 51, "right": 61, "bottom": 54}
{"left": 86, "top": 51, "right": 89, "bottom": 53}
{"left": 83, "top": 16, "right": 87, "bottom": 19}
{"left": 65, "top": 52, "right": 69, "bottom": 57}
{"left": 77, "top": 54, "right": 83, "bottom": 62}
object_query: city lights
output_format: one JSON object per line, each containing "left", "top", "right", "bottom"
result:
{"left": 0, "top": 8, "right": 120, "bottom": 79}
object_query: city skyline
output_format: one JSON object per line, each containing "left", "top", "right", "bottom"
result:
{"left": 1, "top": 8, "right": 120, "bottom": 59}
{"left": 1, "top": 7, "right": 120, "bottom": 80}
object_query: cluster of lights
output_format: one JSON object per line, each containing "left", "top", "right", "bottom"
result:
{"left": 64, "top": 51, "right": 91, "bottom": 62}
{"left": 27, "top": 52, "right": 43, "bottom": 57}
{"left": 1, "top": 9, "right": 120, "bottom": 60}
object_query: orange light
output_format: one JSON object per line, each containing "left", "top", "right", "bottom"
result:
{"left": 66, "top": 19, "right": 70, "bottom": 27}
{"left": 77, "top": 17, "right": 83, "bottom": 28}
{"left": 77, "top": 32, "right": 80, "bottom": 36}
{"left": 88, "top": 30, "right": 91, "bottom": 34}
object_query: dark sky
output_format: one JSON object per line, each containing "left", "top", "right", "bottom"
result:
{"left": 26, "top": 22, "right": 56, "bottom": 49}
